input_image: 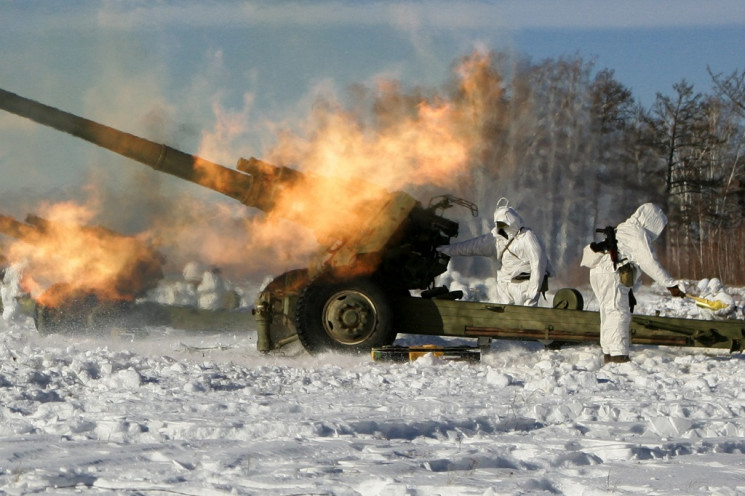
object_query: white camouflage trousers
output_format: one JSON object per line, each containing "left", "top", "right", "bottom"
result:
{"left": 590, "top": 268, "right": 631, "bottom": 356}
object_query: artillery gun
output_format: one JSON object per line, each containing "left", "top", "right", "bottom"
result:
{"left": 2, "top": 87, "right": 745, "bottom": 357}
{"left": 0, "top": 87, "right": 466, "bottom": 349}
{"left": 0, "top": 212, "right": 165, "bottom": 301}
{"left": 0, "top": 212, "right": 165, "bottom": 332}
{"left": 0, "top": 211, "right": 255, "bottom": 335}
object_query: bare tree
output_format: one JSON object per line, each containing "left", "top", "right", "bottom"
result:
{"left": 709, "top": 67, "right": 745, "bottom": 117}
{"left": 308, "top": 52, "right": 745, "bottom": 285}
{"left": 642, "top": 81, "right": 711, "bottom": 274}
{"left": 589, "top": 70, "right": 650, "bottom": 224}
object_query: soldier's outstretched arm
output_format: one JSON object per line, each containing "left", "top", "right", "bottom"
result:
{"left": 438, "top": 233, "right": 498, "bottom": 258}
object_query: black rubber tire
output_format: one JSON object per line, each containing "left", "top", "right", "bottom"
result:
{"left": 295, "top": 277, "right": 396, "bottom": 354}
{"left": 34, "top": 300, "right": 85, "bottom": 336}
{"left": 33, "top": 303, "right": 58, "bottom": 336}
{"left": 33, "top": 283, "right": 99, "bottom": 335}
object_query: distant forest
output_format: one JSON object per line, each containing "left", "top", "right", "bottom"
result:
{"left": 418, "top": 51, "right": 745, "bottom": 286}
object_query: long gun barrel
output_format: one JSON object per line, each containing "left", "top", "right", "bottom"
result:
{"left": 0, "top": 214, "right": 37, "bottom": 241}
{"left": 0, "top": 88, "right": 380, "bottom": 256}
{"left": 0, "top": 88, "right": 296, "bottom": 213}
{"left": 0, "top": 88, "right": 460, "bottom": 290}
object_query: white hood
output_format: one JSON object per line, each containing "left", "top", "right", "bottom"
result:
{"left": 493, "top": 206, "right": 524, "bottom": 239}
{"left": 627, "top": 203, "right": 667, "bottom": 241}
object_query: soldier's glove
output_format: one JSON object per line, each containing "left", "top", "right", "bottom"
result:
{"left": 667, "top": 285, "right": 684, "bottom": 298}
{"left": 590, "top": 241, "right": 608, "bottom": 253}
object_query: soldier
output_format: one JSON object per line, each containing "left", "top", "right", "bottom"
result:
{"left": 197, "top": 266, "right": 229, "bottom": 311}
{"left": 439, "top": 198, "right": 552, "bottom": 307}
{"left": 581, "top": 203, "right": 685, "bottom": 364}
{"left": 0, "top": 253, "right": 6, "bottom": 282}
{"left": 1, "top": 260, "right": 28, "bottom": 323}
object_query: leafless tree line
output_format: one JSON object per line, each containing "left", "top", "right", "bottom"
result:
{"left": 440, "top": 52, "right": 745, "bottom": 285}
{"left": 336, "top": 51, "right": 744, "bottom": 285}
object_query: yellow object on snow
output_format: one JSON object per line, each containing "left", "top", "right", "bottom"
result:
{"left": 686, "top": 293, "right": 729, "bottom": 311}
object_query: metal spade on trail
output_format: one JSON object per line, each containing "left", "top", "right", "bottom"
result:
{"left": 685, "top": 293, "right": 729, "bottom": 311}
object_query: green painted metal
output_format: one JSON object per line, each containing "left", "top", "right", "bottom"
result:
{"left": 0, "top": 88, "right": 458, "bottom": 293}
{"left": 2, "top": 87, "right": 744, "bottom": 357}
{"left": 0, "top": 88, "right": 462, "bottom": 347}
{"left": 371, "top": 345, "right": 481, "bottom": 362}
{"left": 392, "top": 295, "right": 745, "bottom": 352}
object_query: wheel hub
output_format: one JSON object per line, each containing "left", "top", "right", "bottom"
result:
{"left": 323, "top": 290, "right": 377, "bottom": 344}
{"left": 340, "top": 308, "right": 361, "bottom": 327}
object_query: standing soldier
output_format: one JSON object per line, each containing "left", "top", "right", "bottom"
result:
{"left": 581, "top": 203, "right": 685, "bottom": 364}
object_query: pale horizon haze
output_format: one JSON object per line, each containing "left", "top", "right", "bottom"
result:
{"left": 1, "top": 0, "right": 743, "bottom": 201}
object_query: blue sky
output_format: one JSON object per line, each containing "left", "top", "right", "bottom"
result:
{"left": 1, "top": 0, "right": 744, "bottom": 197}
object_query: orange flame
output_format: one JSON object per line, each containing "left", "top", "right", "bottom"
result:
{"left": 3, "top": 201, "right": 163, "bottom": 307}
{"left": 265, "top": 98, "right": 474, "bottom": 191}
{"left": 174, "top": 50, "right": 501, "bottom": 278}
{"left": 145, "top": 197, "right": 320, "bottom": 278}
{"left": 27, "top": 50, "right": 498, "bottom": 285}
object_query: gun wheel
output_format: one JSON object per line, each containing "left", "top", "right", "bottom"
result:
{"left": 295, "top": 277, "right": 396, "bottom": 354}
{"left": 552, "top": 288, "right": 584, "bottom": 311}
{"left": 33, "top": 284, "right": 99, "bottom": 335}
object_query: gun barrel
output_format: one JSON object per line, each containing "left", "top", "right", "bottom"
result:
{"left": 0, "top": 88, "right": 456, "bottom": 290}
{"left": 0, "top": 88, "right": 277, "bottom": 209}
{"left": 0, "top": 214, "right": 37, "bottom": 241}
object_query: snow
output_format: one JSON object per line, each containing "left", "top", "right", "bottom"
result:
{"left": 1, "top": 276, "right": 745, "bottom": 495}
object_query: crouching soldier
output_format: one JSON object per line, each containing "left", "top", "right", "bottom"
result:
{"left": 439, "top": 198, "right": 552, "bottom": 307}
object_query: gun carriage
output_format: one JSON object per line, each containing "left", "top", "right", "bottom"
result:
{"left": 1, "top": 87, "right": 743, "bottom": 356}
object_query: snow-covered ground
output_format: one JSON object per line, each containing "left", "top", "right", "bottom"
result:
{"left": 1, "top": 277, "right": 745, "bottom": 495}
